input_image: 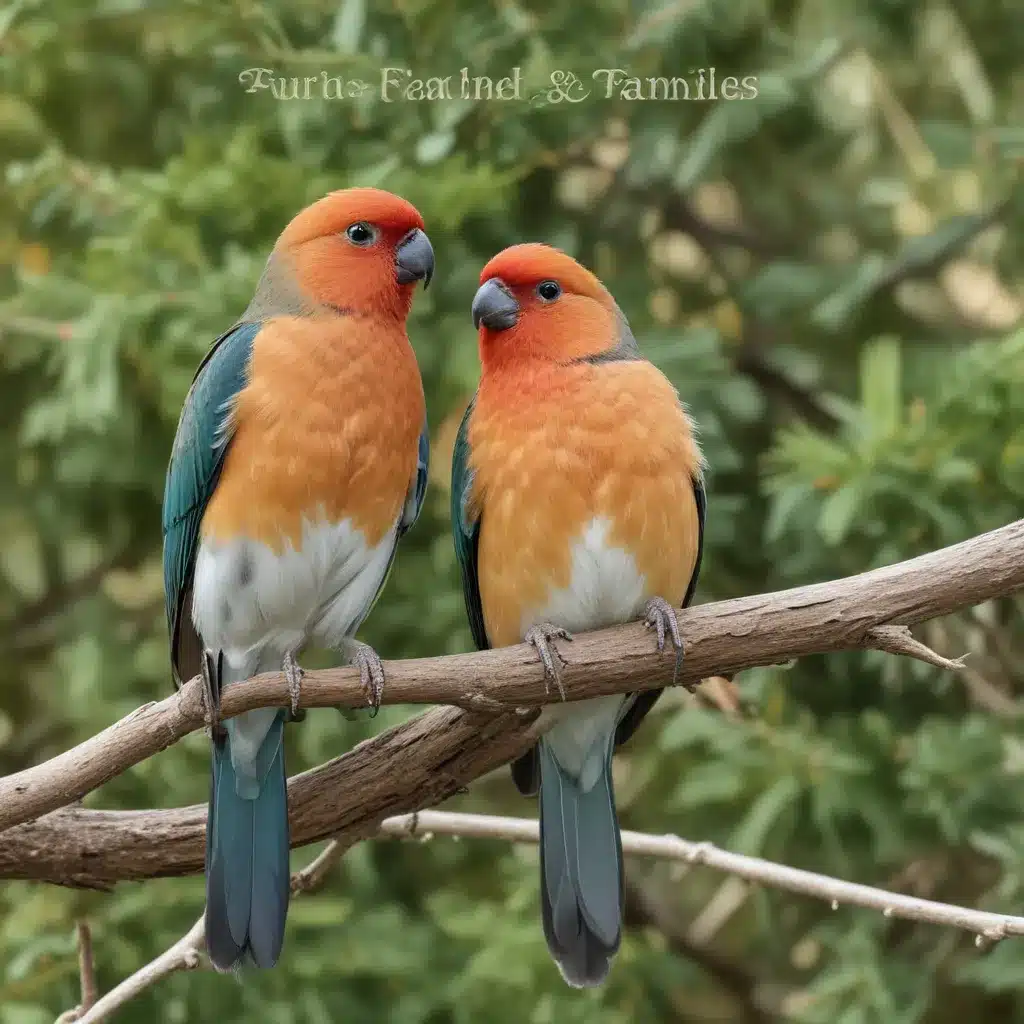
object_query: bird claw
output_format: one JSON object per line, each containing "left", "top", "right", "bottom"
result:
{"left": 283, "top": 650, "right": 306, "bottom": 722}
{"left": 643, "top": 596, "right": 691, "bottom": 690}
{"left": 644, "top": 596, "right": 682, "bottom": 652}
{"left": 351, "top": 640, "right": 386, "bottom": 714}
{"left": 525, "top": 622, "right": 573, "bottom": 701}
{"left": 201, "top": 651, "right": 226, "bottom": 743}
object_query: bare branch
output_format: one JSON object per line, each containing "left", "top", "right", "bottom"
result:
{"left": 58, "top": 807, "right": 1024, "bottom": 1021}
{"left": 75, "top": 916, "right": 205, "bottom": 1024}
{"left": 74, "top": 829, "right": 374, "bottom": 1024}
{"left": 291, "top": 834, "right": 361, "bottom": 894}
{"left": 55, "top": 921, "right": 98, "bottom": 1023}
{"left": 383, "top": 811, "right": 1024, "bottom": 942}
{"left": 2, "top": 519, "right": 1022, "bottom": 862}
{"left": 862, "top": 624, "right": 968, "bottom": 671}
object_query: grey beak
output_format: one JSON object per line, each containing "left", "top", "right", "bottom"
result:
{"left": 472, "top": 278, "right": 520, "bottom": 331}
{"left": 395, "top": 228, "right": 434, "bottom": 288}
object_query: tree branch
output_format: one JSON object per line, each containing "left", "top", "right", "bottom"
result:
{"left": 73, "top": 915, "right": 205, "bottom": 1024}
{"left": 384, "top": 812, "right": 1024, "bottom": 942}
{"left": 1, "top": 706, "right": 541, "bottom": 885}
{"left": 74, "top": 825, "right": 416, "bottom": 1023}
{"left": 1, "top": 521, "right": 1022, "bottom": 887}
{"left": 8, "top": 520, "right": 1024, "bottom": 856}
{"left": 4, "top": 519, "right": 1022, "bottom": 849}
{"left": 55, "top": 921, "right": 98, "bottom": 1023}
{"left": 69, "top": 809, "right": 1024, "bottom": 1022}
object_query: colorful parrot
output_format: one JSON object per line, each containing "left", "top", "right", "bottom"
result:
{"left": 451, "top": 244, "right": 705, "bottom": 987}
{"left": 162, "top": 188, "right": 433, "bottom": 971}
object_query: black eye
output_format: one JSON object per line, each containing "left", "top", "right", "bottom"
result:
{"left": 537, "top": 280, "right": 561, "bottom": 302}
{"left": 345, "top": 222, "right": 378, "bottom": 246}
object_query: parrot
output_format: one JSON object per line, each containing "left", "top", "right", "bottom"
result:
{"left": 161, "top": 187, "right": 434, "bottom": 971}
{"left": 451, "top": 244, "right": 705, "bottom": 988}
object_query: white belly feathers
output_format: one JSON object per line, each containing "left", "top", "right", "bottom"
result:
{"left": 524, "top": 517, "right": 650, "bottom": 790}
{"left": 522, "top": 517, "right": 647, "bottom": 637}
{"left": 191, "top": 510, "right": 399, "bottom": 677}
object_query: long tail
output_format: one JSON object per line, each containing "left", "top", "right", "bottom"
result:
{"left": 205, "top": 709, "right": 290, "bottom": 970}
{"left": 538, "top": 737, "right": 623, "bottom": 988}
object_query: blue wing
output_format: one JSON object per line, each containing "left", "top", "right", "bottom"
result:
{"left": 399, "top": 416, "right": 430, "bottom": 537}
{"left": 450, "top": 397, "right": 489, "bottom": 651}
{"left": 162, "top": 322, "right": 259, "bottom": 686}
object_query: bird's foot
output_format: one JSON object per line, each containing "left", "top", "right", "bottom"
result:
{"left": 347, "top": 639, "right": 386, "bottom": 715}
{"left": 283, "top": 649, "right": 306, "bottom": 722}
{"left": 643, "top": 596, "right": 691, "bottom": 690}
{"left": 525, "top": 622, "right": 573, "bottom": 701}
{"left": 201, "top": 651, "right": 226, "bottom": 743}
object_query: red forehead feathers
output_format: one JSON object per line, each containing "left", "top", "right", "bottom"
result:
{"left": 479, "top": 243, "right": 611, "bottom": 304}
{"left": 277, "top": 188, "right": 425, "bottom": 249}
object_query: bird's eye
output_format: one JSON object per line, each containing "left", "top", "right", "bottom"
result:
{"left": 345, "top": 222, "right": 378, "bottom": 246}
{"left": 536, "top": 280, "right": 561, "bottom": 302}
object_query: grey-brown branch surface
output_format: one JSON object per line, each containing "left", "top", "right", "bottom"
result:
{"left": 2, "top": 518, "right": 1023, "bottom": 888}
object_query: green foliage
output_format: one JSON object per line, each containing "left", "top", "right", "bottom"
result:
{"left": 2, "top": 1, "right": 1024, "bottom": 1021}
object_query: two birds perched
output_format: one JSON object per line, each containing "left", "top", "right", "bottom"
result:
{"left": 161, "top": 188, "right": 705, "bottom": 987}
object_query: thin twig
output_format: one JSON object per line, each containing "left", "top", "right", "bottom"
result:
{"left": 66, "top": 809, "right": 1024, "bottom": 1022}
{"left": 75, "top": 821, "right": 408, "bottom": 1023}
{"left": 76, "top": 828, "right": 369, "bottom": 1024}
{"left": 291, "top": 834, "right": 361, "bottom": 894}
{"left": 686, "top": 876, "right": 750, "bottom": 947}
{"left": 861, "top": 624, "right": 967, "bottom": 671}
{"left": 54, "top": 921, "right": 98, "bottom": 1023}
{"left": 381, "top": 811, "right": 1024, "bottom": 943}
{"left": 74, "top": 917, "right": 205, "bottom": 1024}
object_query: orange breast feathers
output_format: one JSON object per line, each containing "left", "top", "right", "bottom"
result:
{"left": 467, "top": 359, "right": 703, "bottom": 647}
{"left": 201, "top": 314, "right": 425, "bottom": 552}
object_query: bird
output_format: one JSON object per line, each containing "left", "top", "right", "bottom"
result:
{"left": 161, "top": 187, "right": 434, "bottom": 972}
{"left": 450, "top": 243, "right": 705, "bottom": 988}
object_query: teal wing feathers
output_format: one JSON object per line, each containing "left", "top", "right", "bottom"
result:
{"left": 399, "top": 416, "right": 430, "bottom": 536}
{"left": 162, "top": 322, "right": 259, "bottom": 686}
{"left": 450, "top": 397, "right": 489, "bottom": 651}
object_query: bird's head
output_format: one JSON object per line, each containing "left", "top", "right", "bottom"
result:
{"left": 471, "top": 244, "right": 622, "bottom": 371}
{"left": 274, "top": 187, "right": 433, "bottom": 320}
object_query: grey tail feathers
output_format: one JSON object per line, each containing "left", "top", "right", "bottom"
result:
{"left": 538, "top": 739, "right": 623, "bottom": 988}
{"left": 205, "top": 712, "right": 290, "bottom": 970}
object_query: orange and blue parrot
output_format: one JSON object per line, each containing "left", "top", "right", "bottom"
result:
{"left": 451, "top": 245, "right": 705, "bottom": 987}
{"left": 162, "top": 188, "right": 433, "bottom": 971}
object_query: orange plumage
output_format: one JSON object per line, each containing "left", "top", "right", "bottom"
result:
{"left": 201, "top": 313, "right": 423, "bottom": 551}
{"left": 469, "top": 358, "right": 701, "bottom": 645}
{"left": 467, "top": 243, "right": 703, "bottom": 646}
{"left": 164, "top": 186, "right": 433, "bottom": 973}
{"left": 200, "top": 188, "right": 427, "bottom": 552}
{"left": 455, "top": 242, "right": 705, "bottom": 989}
